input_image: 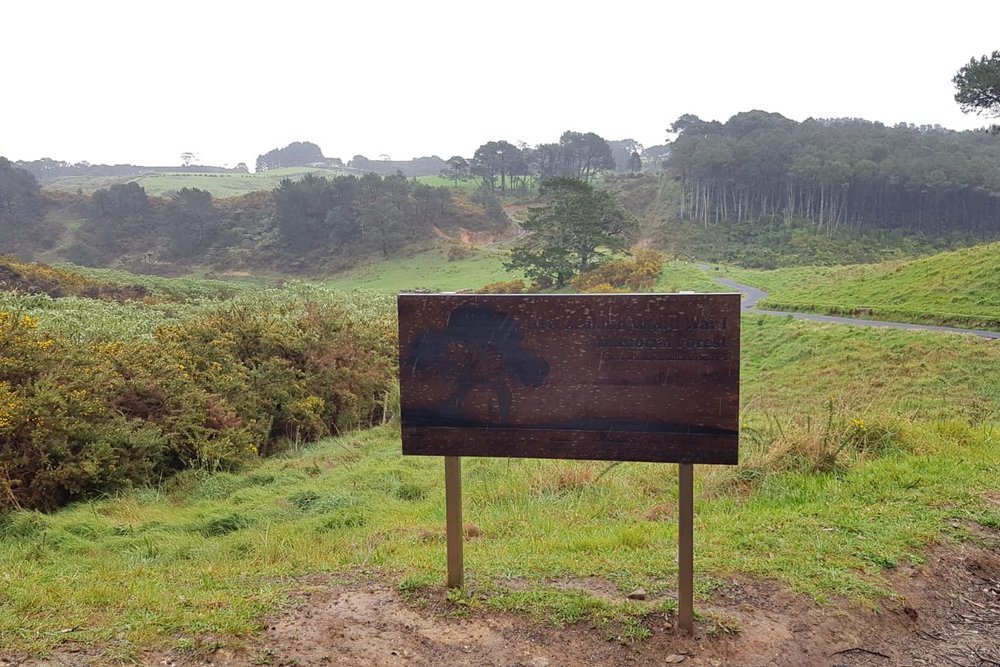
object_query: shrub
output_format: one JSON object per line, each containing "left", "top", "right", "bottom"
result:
{"left": 571, "top": 249, "right": 664, "bottom": 292}
{"left": 0, "top": 295, "right": 396, "bottom": 511}
{"left": 446, "top": 243, "right": 474, "bottom": 261}
{"left": 476, "top": 280, "right": 526, "bottom": 294}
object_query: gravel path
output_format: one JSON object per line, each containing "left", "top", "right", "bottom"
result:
{"left": 712, "top": 276, "right": 1000, "bottom": 339}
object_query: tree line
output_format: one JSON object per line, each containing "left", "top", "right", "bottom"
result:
{"left": 444, "top": 131, "right": 641, "bottom": 195}
{"left": 665, "top": 110, "right": 1000, "bottom": 238}
{"left": 0, "top": 158, "right": 498, "bottom": 270}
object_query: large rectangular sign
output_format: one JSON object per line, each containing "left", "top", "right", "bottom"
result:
{"left": 398, "top": 293, "right": 740, "bottom": 464}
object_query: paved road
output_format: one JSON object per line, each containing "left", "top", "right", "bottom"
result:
{"left": 712, "top": 276, "right": 1000, "bottom": 340}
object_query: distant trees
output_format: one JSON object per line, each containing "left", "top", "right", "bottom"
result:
{"left": 608, "top": 139, "right": 643, "bottom": 174}
{"left": 256, "top": 142, "right": 341, "bottom": 171}
{"left": 161, "top": 188, "right": 220, "bottom": 256}
{"left": 954, "top": 51, "right": 1000, "bottom": 133}
{"left": 180, "top": 152, "right": 195, "bottom": 167}
{"left": 665, "top": 110, "right": 1000, "bottom": 238}
{"left": 441, "top": 155, "right": 470, "bottom": 186}
{"left": 90, "top": 182, "right": 150, "bottom": 219}
{"left": 532, "top": 132, "right": 615, "bottom": 182}
{"left": 627, "top": 151, "right": 643, "bottom": 174}
{"left": 271, "top": 172, "right": 487, "bottom": 258}
{"left": 506, "top": 178, "right": 634, "bottom": 287}
{"left": 467, "top": 131, "right": 616, "bottom": 194}
{"left": 347, "top": 155, "right": 446, "bottom": 177}
{"left": 471, "top": 140, "right": 529, "bottom": 193}
{"left": 0, "top": 158, "right": 43, "bottom": 232}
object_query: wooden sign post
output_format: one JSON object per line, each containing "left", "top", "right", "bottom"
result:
{"left": 398, "top": 293, "right": 740, "bottom": 634}
{"left": 445, "top": 456, "right": 463, "bottom": 589}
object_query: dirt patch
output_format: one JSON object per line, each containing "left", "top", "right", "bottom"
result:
{"left": 432, "top": 222, "right": 525, "bottom": 249}
{"left": 10, "top": 540, "right": 999, "bottom": 666}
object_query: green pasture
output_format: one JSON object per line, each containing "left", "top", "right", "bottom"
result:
{"left": 320, "top": 243, "right": 517, "bottom": 293}
{"left": 723, "top": 243, "right": 1000, "bottom": 330}
{"left": 41, "top": 167, "right": 357, "bottom": 198}
{"left": 1, "top": 310, "right": 998, "bottom": 659}
{"left": 414, "top": 174, "right": 481, "bottom": 192}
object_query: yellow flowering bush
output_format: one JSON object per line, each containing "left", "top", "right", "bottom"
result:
{"left": 0, "top": 297, "right": 396, "bottom": 510}
{"left": 571, "top": 249, "right": 665, "bottom": 292}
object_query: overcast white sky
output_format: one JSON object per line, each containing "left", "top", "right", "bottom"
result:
{"left": 3, "top": 1, "right": 999, "bottom": 169}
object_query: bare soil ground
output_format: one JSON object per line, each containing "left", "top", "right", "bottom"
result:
{"left": 8, "top": 533, "right": 998, "bottom": 667}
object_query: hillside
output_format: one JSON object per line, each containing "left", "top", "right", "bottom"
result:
{"left": 724, "top": 243, "right": 1000, "bottom": 329}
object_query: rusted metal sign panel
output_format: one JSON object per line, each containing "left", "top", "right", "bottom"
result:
{"left": 398, "top": 293, "right": 740, "bottom": 464}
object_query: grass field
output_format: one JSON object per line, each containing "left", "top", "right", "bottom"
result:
{"left": 319, "top": 245, "right": 731, "bottom": 295}
{"left": 1, "top": 252, "right": 998, "bottom": 660}
{"left": 1, "top": 301, "right": 998, "bottom": 658}
{"left": 320, "top": 243, "right": 517, "bottom": 293}
{"left": 41, "top": 169, "right": 482, "bottom": 200}
{"left": 414, "top": 175, "right": 481, "bottom": 193}
{"left": 41, "top": 167, "right": 358, "bottom": 199}
{"left": 722, "top": 243, "right": 1000, "bottom": 330}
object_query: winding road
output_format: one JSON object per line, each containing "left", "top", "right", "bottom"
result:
{"left": 711, "top": 275, "right": 1000, "bottom": 340}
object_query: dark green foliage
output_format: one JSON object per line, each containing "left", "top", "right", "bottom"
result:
{"left": 0, "top": 157, "right": 45, "bottom": 247}
{"left": 552, "top": 131, "right": 616, "bottom": 182}
{"left": 273, "top": 172, "right": 477, "bottom": 258}
{"left": 161, "top": 188, "right": 220, "bottom": 257}
{"left": 255, "top": 141, "right": 341, "bottom": 171}
{"left": 347, "top": 154, "right": 446, "bottom": 177}
{"left": 55, "top": 172, "right": 492, "bottom": 270}
{"left": 666, "top": 111, "right": 1000, "bottom": 239}
{"left": 80, "top": 182, "right": 156, "bottom": 256}
{"left": 89, "top": 182, "right": 149, "bottom": 219}
{"left": 525, "top": 132, "right": 617, "bottom": 184}
{"left": 441, "top": 155, "right": 470, "bottom": 185}
{"left": 471, "top": 140, "right": 528, "bottom": 193}
{"left": 505, "top": 178, "right": 634, "bottom": 287}
{"left": 953, "top": 51, "right": 1000, "bottom": 132}
{"left": 627, "top": 151, "right": 643, "bottom": 174}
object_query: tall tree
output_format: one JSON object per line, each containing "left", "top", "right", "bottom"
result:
{"left": 954, "top": 51, "right": 1000, "bottom": 133}
{"left": 0, "top": 157, "right": 44, "bottom": 241}
{"left": 441, "top": 155, "right": 470, "bottom": 186}
{"left": 161, "top": 188, "right": 219, "bottom": 257}
{"left": 505, "top": 178, "right": 634, "bottom": 287}
{"left": 558, "top": 131, "right": 615, "bottom": 182}
{"left": 471, "top": 140, "right": 522, "bottom": 192}
{"left": 627, "top": 151, "right": 643, "bottom": 174}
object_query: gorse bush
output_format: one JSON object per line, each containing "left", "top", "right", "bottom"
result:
{"left": 571, "top": 249, "right": 664, "bottom": 292}
{"left": 476, "top": 279, "right": 527, "bottom": 294}
{"left": 0, "top": 255, "right": 150, "bottom": 302}
{"left": 0, "top": 295, "right": 396, "bottom": 511}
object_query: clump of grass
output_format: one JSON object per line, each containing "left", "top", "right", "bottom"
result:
{"left": 706, "top": 399, "right": 908, "bottom": 499}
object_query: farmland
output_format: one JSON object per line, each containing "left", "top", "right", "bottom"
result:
{"left": 41, "top": 167, "right": 356, "bottom": 199}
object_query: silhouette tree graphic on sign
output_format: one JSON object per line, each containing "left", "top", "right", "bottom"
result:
{"left": 404, "top": 305, "right": 549, "bottom": 426}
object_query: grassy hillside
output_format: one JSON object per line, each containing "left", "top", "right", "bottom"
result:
{"left": 319, "top": 244, "right": 728, "bottom": 295}
{"left": 42, "top": 167, "right": 356, "bottom": 199}
{"left": 2, "top": 314, "right": 997, "bottom": 659}
{"left": 723, "top": 243, "right": 1000, "bottom": 330}
{"left": 320, "top": 243, "right": 517, "bottom": 293}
